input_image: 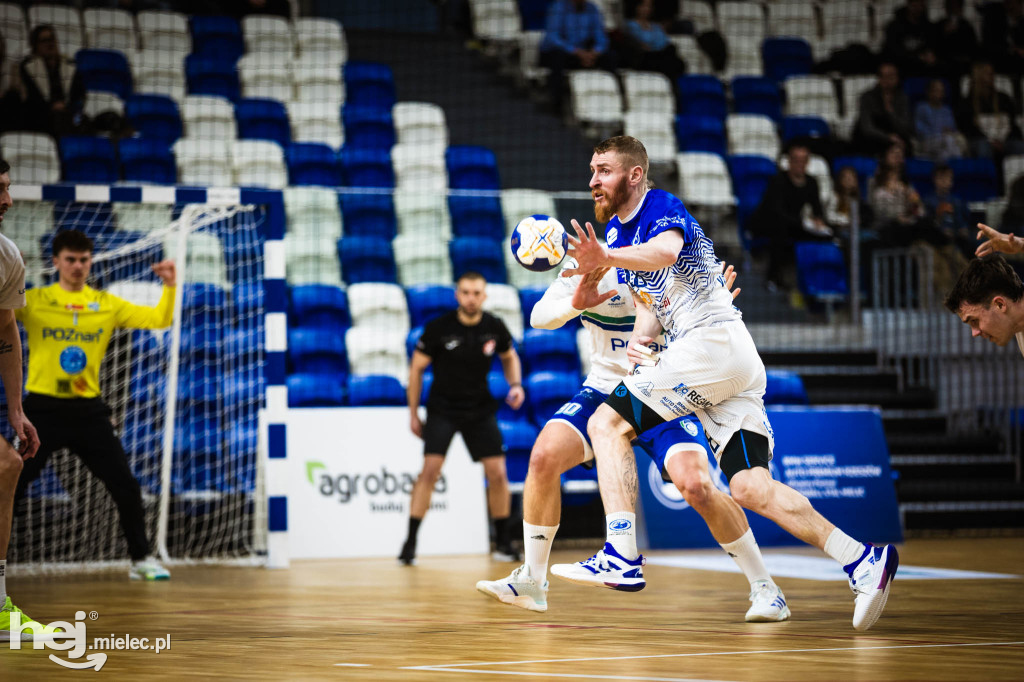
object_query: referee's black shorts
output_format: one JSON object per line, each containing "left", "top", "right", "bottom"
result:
{"left": 422, "top": 409, "right": 506, "bottom": 461}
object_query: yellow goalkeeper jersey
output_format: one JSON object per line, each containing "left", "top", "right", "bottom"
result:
{"left": 15, "top": 283, "right": 175, "bottom": 398}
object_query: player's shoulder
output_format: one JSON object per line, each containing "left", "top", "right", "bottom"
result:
{"left": 0, "top": 232, "right": 24, "bottom": 268}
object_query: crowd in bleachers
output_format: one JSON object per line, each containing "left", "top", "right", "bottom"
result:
{"left": 470, "top": 0, "right": 1024, "bottom": 303}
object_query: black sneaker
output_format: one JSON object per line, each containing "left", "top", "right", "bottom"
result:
{"left": 398, "top": 539, "right": 416, "bottom": 566}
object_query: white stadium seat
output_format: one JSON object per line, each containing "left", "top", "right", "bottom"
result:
{"left": 717, "top": 1, "right": 765, "bottom": 43}
{"left": 181, "top": 95, "right": 237, "bottom": 139}
{"left": 623, "top": 111, "right": 676, "bottom": 167}
{"left": 500, "top": 188, "right": 557, "bottom": 236}
{"left": 284, "top": 232, "right": 341, "bottom": 285}
{"left": 726, "top": 113, "right": 780, "bottom": 158}
{"left": 112, "top": 203, "right": 173, "bottom": 233}
{"left": 723, "top": 38, "right": 763, "bottom": 79}
{"left": 163, "top": 230, "right": 227, "bottom": 286}
{"left": 295, "top": 17, "right": 346, "bottom": 62}
{"left": 174, "top": 138, "right": 233, "bottom": 187}
{"left": 232, "top": 140, "right": 288, "bottom": 189}
{"left": 766, "top": 3, "right": 817, "bottom": 46}
{"left": 83, "top": 90, "right": 123, "bottom": 120}
{"left": 394, "top": 191, "right": 451, "bottom": 239}
{"left": 678, "top": 0, "right": 715, "bottom": 34}
{"left": 483, "top": 283, "right": 524, "bottom": 342}
{"left": 239, "top": 53, "right": 293, "bottom": 102}
{"left": 0, "top": 131, "right": 60, "bottom": 184}
{"left": 569, "top": 70, "right": 624, "bottom": 126}
{"left": 287, "top": 101, "right": 344, "bottom": 150}
{"left": 517, "top": 30, "right": 549, "bottom": 86}
{"left": 284, "top": 187, "right": 343, "bottom": 239}
{"left": 83, "top": 8, "right": 136, "bottom": 51}
{"left": 391, "top": 143, "right": 448, "bottom": 191}
{"left": 393, "top": 102, "right": 448, "bottom": 148}
{"left": 468, "top": 0, "right": 522, "bottom": 42}
{"left": 132, "top": 49, "right": 187, "bottom": 101}
{"left": 394, "top": 234, "right": 453, "bottom": 286}
{"left": 784, "top": 75, "right": 840, "bottom": 125}
{"left": 293, "top": 57, "right": 345, "bottom": 104}
{"left": 1004, "top": 155, "right": 1024, "bottom": 194}
{"left": 669, "top": 35, "right": 713, "bottom": 75}
{"left": 837, "top": 75, "right": 877, "bottom": 140}
{"left": 622, "top": 70, "right": 675, "bottom": 116}
{"left": 676, "top": 152, "right": 735, "bottom": 207}
{"left": 242, "top": 14, "right": 294, "bottom": 55}
{"left": 137, "top": 10, "right": 191, "bottom": 52}
{"left": 345, "top": 326, "right": 409, "bottom": 384}
{"left": 347, "top": 282, "right": 410, "bottom": 333}
{"left": 820, "top": 3, "right": 872, "bottom": 57}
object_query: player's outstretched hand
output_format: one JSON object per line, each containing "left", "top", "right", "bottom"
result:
{"left": 975, "top": 223, "right": 1024, "bottom": 257}
{"left": 9, "top": 408, "right": 39, "bottom": 459}
{"left": 506, "top": 384, "right": 525, "bottom": 410}
{"left": 562, "top": 219, "right": 609, "bottom": 277}
{"left": 571, "top": 266, "right": 617, "bottom": 310}
{"left": 722, "top": 261, "right": 741, "bottom": 300}
{"left": 151, "top": 259, "right": 177, "bottom": 286}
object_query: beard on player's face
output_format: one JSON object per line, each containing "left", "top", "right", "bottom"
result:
{"left": 593, "top": 176, "right": 628, "bottom": 223}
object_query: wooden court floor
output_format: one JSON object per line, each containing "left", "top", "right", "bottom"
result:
{"left": 2, "top": 537, "right": 1022, "bottom": 681}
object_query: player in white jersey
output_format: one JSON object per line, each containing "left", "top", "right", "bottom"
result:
{"left": 944, "top": 253, "right": 1024, "bottom": 358}
{"left": 552, "top": 136, "right": 899, "bottom": 631}
{"left": 0, "top": 159, "right": 55, "bottom": 642}
{"left": 476, "top": 259, "right": 791, "bottom": 621}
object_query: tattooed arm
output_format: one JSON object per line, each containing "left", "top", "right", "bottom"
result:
{"left": 0, "top": 309, "right": 38, "bottom": 458}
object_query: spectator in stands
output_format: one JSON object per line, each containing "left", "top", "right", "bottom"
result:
{"left": 925, "top": 163, "right": 974, "bottom": 257}
{"left": 0, "top": 35, "right": 24, "bottom": 134}
{"left": 539, "top": 0, "right": 619, "bottom": 115}
{"left": 855, "top": 62, "right": 914, "bottom": 157}
{"left": 882, "top": 0, "right": 938, "bottom": 78}
{"left": 914, "top": 79, "right": 965, "bottom": 161}
{"left": 18, "top": 25, "right": 84, "bottom": 138}
{"left": 622, "top": 0, "right": 686, "bottom": 79}
{"left": 929, "top": 0, "right": 980, "bottom": 79}
{"left": 826, "top": 166, "right": 871, "bottom": 238}
{"left": 870, "top": 142, "right": 909, "bottom": 193}
{"left": 749, "top": 143, "right": 831, "bottom": 292}
{"left": 955, "top": 60, "right": 1024, "bottom": 160}
{"left": 871, "top": 161, "right": 947, "bottom": 247}
{"left": 980, "top": 0, "right": 1024, "bottom": 76}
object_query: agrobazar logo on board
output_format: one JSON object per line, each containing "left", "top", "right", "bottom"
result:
{"left": 305, "top": 461, "right": 447, "bottom": 504}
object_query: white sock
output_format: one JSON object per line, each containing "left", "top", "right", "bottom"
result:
{"left": 824, "top": 528, "right": 867, "bottom": 569}
{"left": 720, "top": 529, "right": 772, "bottom": 587}
{"left": 0, "top": 559, "right": 6, "bottom": 602}
{"left": 605, "top": 511, "right": 638, "bottom": 560}
{"left": 523, "top": 522, "right": 559, "bottom": 582}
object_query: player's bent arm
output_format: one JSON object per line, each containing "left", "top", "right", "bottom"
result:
{"left": 112, "top": 285, "right": 176, "bottom": 329}
{"left": 606, "top": 229, "right": 684, "bottom": 272}
{"left": 530, "top": 279, "right": 583, "bottom": 330}
{"left": 407, "top": 349, "right": 432, "bottom": 414}
{"left": 498, "top": 348, "right": 523, "bottom": 388}
{"left": 630, "top": 292, "right": 662, "bottom": 340}
{"left": 0, "top": 308, "right": 25, "bottom": 413}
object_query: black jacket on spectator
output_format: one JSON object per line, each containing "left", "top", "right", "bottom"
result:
{"left": 955, "top": 89, "right": 1024, "bottom": 142}
{"left": 883, "top": 6, "right": 935, "bottom": 76}
{"left": 750, "top": 171, "right": 824, "bottom": 240}
{"left": 855, "top": 85, "right": 914, "bottom": 155}
{"left": 981, "top": 2, "right": 1024, "bottom": 74}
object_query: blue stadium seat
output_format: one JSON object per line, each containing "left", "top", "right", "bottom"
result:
{"left": 675, "top": 114, "right": 727, "bottom": 155}
{"left": 76, "top": 49, "right": 133, "bottom": 99}
{"left": 190, "top": 15, "right": 244, "bottom": 60}
{"left": 522, "top": 328, "right": 579, "bottom": 374}
{"left": 180, "top": 326, "right": 223, "bottom": 364}
{"left": 60, "top": 136, "right": 118, "bottom": 183}
{"left": 832, "top": 156, "right": 877, "bottom": 200}
{"left": 120, "top": 138, "right": 176, "bottom": 184}
{"left": 343, "top": 61, "right": 397, "bottom": 109}
{"left": 183, "top": 282, "right": 228, "bottom": 327}
{"left": 949, "top": 158, "right": 999, "bottom": 202}
{"left": 762, "top": 38, "right": 813, "bottom": 83}
{"left": 727, "top": 154, "right": 777, "bottom": 248}
{"left": 291, "top": 284, "right": 349, "bottom": 330}
{"left": 339, "top": 192, "right": 397, "bottom": 238}
{"left": 518, "top": 0, "right": 550, "bottom": 30}
{"left": 731, "top": 77, "right": 783, "bottom": 123}
{"left": 348, "top": 375, "right": 406, "bottom": 406}
{"left": 288, "top": 328, "right": 348, "bottom": 376}
{"left": 223, "top": 328, "right": 263, "bottom": 377}
{"left": 225, "top": 423, "right": 259, "bottom": 492}
{"left": 782, "top": 115, "right": 831, "bottom": 142}
{"left": 795, "top": 241, "right": 848, "bottom": 303}
{"left": 446, "top": 145, "right": 500, "bottom": 190}
{"left": 448, "top": 195, "right": 505, "bottom": 239}
{"left": 905, "top": 157, "right": 935, "bottom": 197}
{"left": 526, "top": 371, "right": 579, "bottom": 426}
{"left": 338, "top": 148, "right": 395, "bottom": 188}
{"left": 287, "top": 373, "right": 347, "bottom": 407}
{"left": 287, "top": 142, "right": 342, "bottom": 187}
{"left": 235, "top": 98, "right": 291, "bottom": 147}
{"left": 184, "top": 54, "right": 241, "bottom": 102}
{"left": 764, "top": 370, "right": 809, "bottom": 405}
{"left": 676, "top": 75, "right": 726, "bottom": 120}
{"left": 449, "top": 236, "right": 506, "bottom": 283}
{"left": 407, "top": 326, "right": 423, "bottom": 358}
{"left": 49, "top": 202, "right": 116, "bottom": 243}
{"left": 342, "top": 105, "right": 396, "bottom": 149}
{"left": 405, "top": 284, "right": 456, "bottom": 327}
{"left": 489, "top": 370, "right": 527, "bottom": 422}
{"left": 174, "top": 417, "right": 223, "bottom": 492}
{"left": 124, "top": 94, "right": 182, "bottom": 142}
{"left": 337, "top": 235, "right": 398, "bottom": 284}
{"left": 500, "top": 419, "right": 539, "bottom": 485}
{"left": 180, "top": 365, "right": 223, "bottom": 408}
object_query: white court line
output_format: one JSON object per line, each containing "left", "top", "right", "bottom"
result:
{"left": 334, "top": 663, "right": 371, "bottom": 667}
{"left": 401, "top": 641, "right": 1024, "bottom": 679}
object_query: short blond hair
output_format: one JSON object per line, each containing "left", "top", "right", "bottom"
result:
{"left": 594, "top": 136, "right": 653, "bottom": 189}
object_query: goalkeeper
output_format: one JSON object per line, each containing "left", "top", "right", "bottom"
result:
{"left": 14, "top": 229, "right": 175, "bottom": 580}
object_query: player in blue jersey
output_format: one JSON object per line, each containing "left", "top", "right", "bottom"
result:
{"left": 476, "top": 260, "right": 790, "bottom": 620}
{"left": 551, "top": 136, "right": 899, "bottom": 631}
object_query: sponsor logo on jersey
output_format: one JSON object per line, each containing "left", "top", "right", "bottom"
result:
{"left": 59, "top": 346, "right": 87, "bottom": 375}
{"left": 659, "top": 396, "right": 689, "bottom": 417}
{"left": 482, "top": 339, "right": 496, "bottom": 356}
{"left": 672, "top": 382, "right": 688, "bottom": 396}
{"left": 654, "top": 215, "right": 687, "bottom": 229}
{"left": 634, "top": 290, "right": 654, "bottom": 306}
{"left": 614, "top": 385, "right": 628, "bottom": 397}
{"left": 608, "top": 294, "right": 623, "bottom": 305}
{"left": 444, "top": 339, "right": 460, "bottom": 350}
{"left": 636, "top": 381, "right": 653, "bottom": 397}
{"left": 610, "top": 338, "right": 668, "bottom": 353}
{"left": 608, "top": 518, "right": 632, "bottom": 532}
{"left": 87, "top": 302, "right": 100, "bottom": 311}
{"left": 682, "top": 419, "right": 699, "bottom": 437}
{"left": 42, "top": 327, "right": 105, "bottom": 343}
{"left": 605, "top": 227, "right": 618, "bottom": 245}
{"left": 680, "top": 388, "right": 712, "bottom": 409}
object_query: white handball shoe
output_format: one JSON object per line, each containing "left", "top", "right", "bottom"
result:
{"left": 476, "top": 564, "right": 549, "bottom": 612}
{"left": 550, "top": 543, "right": 646, "bottom": 592}
{"left": 745, "top": 580, "right": 791, "bottom": 622}
{"left": 848, "top": 544, "right": 899, "bottom": 631}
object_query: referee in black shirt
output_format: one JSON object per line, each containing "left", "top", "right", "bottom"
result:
{"left": 401, "top": 271, "right": 525, "bottom": 565}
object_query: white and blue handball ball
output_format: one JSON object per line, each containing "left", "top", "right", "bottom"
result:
{"left": 510, "top": 214, "right": 568, "bottom": 272}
